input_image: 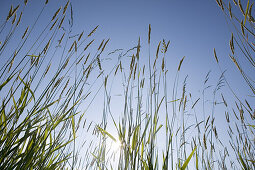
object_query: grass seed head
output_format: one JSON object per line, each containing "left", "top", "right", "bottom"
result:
{"left": 148, "top": 24, "right": 151, "bottom": 44}
{"left": 84, "top": 39, "right": 94, "bottom": 51}
{"left": 51, "top": 7, "right": 62, "bottom": 21}
{"left": 58, "top": 15, "right": 65, "bottom": 29}
{"left": 101, "top": 38, "right": 110, "bottom": 53}
{"left": 238, "top": 0, "right": 245, "bottom": 15}
{"left": 88, "top": 25, "right": 99, "bottom": 37}
{"left": 12, "top": 13, "right": 17, "bottom": 25}
{"left": 156, "top": 41, "right": 161, "bottom": 59}
{"left": 78, "top": 31, "right": 84, "bottom": 41}
{"left": 6, "top": 5, "right": 13, "bottom": 21}
{"left": 178, "top": 56, "right": 185, "bottom": 71}
{"left": 229, "top": 2, "right": 233, "bottom": 19}
{"left": 59, "top": 32, "right": 65, "bottom": 45}
{"left": 213, "top": 48, "right": 219, "bottom": 63}
{"left": 22, "top": 26, "right": 29, "bottom": 39}
{"left": 50, "top": 18, "right": 58, "bottom": 30}
{"left": 16, "top": 12, "right": 22, "bottom": 26}
{"left": 63, "top": 0, "right": 70, "bottom": 14}
{"left": 98, "top": 39, "right": 105, "bottom": 51}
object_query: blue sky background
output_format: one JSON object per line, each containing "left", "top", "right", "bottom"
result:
{"left": 0, "top": 0, "right": 254, "bottom": 168}
{"left": 0, "top": 0, "right": 251, "bottom": 97}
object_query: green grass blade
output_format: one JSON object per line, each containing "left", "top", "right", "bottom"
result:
{"left": 97, "top": 126, "right": 116, "bottom": 142}
{"left": 0, "top": 74, "right": 15, "bottom": 91}
{"left": 238, "top": 152, "right": 248, "bottom": 170}
{"left": 18, "top": 76, "right": 35, "bottom": 100}
{"left": 181, "top": 146, "right": 197, "bottom": 170}
{"left": 71, "top": 114, "right": 76, "bottom": 139}
{"left": 244, "top": 0, "right": 250, "bottom": 25}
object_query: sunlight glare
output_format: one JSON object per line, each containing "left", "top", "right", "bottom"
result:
{"left": 111, "top": 139, "right": 122, "bottom": 152}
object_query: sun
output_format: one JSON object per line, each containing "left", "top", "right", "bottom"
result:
{"left": 111, "top": 139, "right": 122, "bottom": 152}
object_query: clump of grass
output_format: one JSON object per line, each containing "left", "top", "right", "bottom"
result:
{"left": 90, "top": 25, "right": 229, "bottom": 169}
{"left": 90, "top": 21, "right": 254, "bottom": 169}
{"left": 0, "top": 0, "right": 109, "bottom": 169}
{"left": 214, "top": 0, "right": 255, "bottom": 169}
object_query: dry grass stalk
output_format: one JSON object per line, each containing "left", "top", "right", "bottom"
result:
{"left": 161, "top": 57, "right": 164, "bottom": 72}
{"left": 229, "top": 55, "right": 241, "bottom": 72}
{"left": 156, "top": 41, "right": 161, "bottom": 59}
{"left": 245, "top": 100, "right": 252, "bottom": 111}
{"left": 191, "top": 98, "right": 200, "bottom": 109}
{"left": 76, "top": 55, "right": 84, "bottom": 65}
{"left": 101, "top": 39, "right": 110, "bottom": 53}
{"left": 148, "top": 24, "right": 151, "bottom": 44}
{"left": 58, "top": 32, "right": 65, "bottom": 45}
{"left": 88, "top": 25, "right": 99, "bottom": 37}
{"left": 43, "top": 63, "right": 51, "bottom": 77}
{"left": 114, "top": 64, "right": 119, "bottom": 75}
{"left": 221, "top": 94, "right": 228, "bottom": 107}
{"left": 8, "top": 5, "right": 13, "bottom": 20}
{"left": 63, "top": 0, "right": 70, "bottom": 14}
{"left": 51, "top": 7, "right": 62, "bottom": 22}
{"left": 97, "top": 57, "right": 102, "bottom": 70}
{"left": 233, "top": 0, "right": 238, "bottom": 6}
{"left": 78, "top": 31, "right": 84, "bottom": 42}
{"left": 12, "top": 5, "right": 20, "bottom": 15}
{"left": 43, "top": 39, "right": 51, "bottom": 54}
{"left": 240, "top": 21, "right": 245, "bottom": 36}
{"left": 163, "top": 39, "right": 170, "bottom": 53}
{"left": 248, "top": 3, "right": 255, "bottom": 22}
{"left": 68, "top": 41, "right": 75, "bottom": 52}
{"left": 238, "top": 0, "right": 245, "bottom": 15}
{"left": 84, "top": 53, "right": 90, "bottom": 65}
{"left": 63, "top": 57, "right": 70, "bottom": 69}
{"left": 104, "top": 76, "right": 108, "bottom": 88}
{"left": 58, "top": 15, "right": 65, "bottom": 29}
{"left": 84, "top": 39, "right": 94, "bottom": 51}
{"left": 97, "top": 39, "right": 105, "bottom": 51}
{"left": 216, "top": 0, "right": 224, "bottom": 11}
{"left": 85, "top": 64, "right": 92, "bottom": 79}
{"left": 8, "top": 51, "right": 17, "bottom": 72}
{"left": 203, "top": 133, "right": 207, "bottom": 149}
{"left": 7, "top": 5, "right": 19, "bottom": 21}
{"left": 213, "top": 48, "right": 219, "bottom": 63}
{"left": 119, "top": 61, "right": 123, "bottom": 72}
{"left": 12, "top": 13, "right": 16, "bottom": 25}
{"left": 50, "top": 18, "right": 58, "bottom": 30}
{"left": 178, "top": 56, "right": 185, "bottom": 71}
{"left": 22, "top": 26, "right": 29, "bottom": 39}
{"left": 229, "top": 2, "right": 233, "bottom": 19}
{"left": 136, "top": 37, "right": 140, "bottom": 59}
{"left": 230, "top": 33, "right": 235, "bottom": 54}
{"left": 225, "top": 112, "right": 230, "bottom": 123}
{"left": 74, "top": 40, "right": 77, "bottom": 52}
{"left": 133, "top": 63, "right": 137, "bottom": 79}
{"left": 16, "top": 12, "right": 22, "bottom": 26}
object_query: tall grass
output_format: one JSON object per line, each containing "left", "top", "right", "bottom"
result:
{"left": 0, "top": 0, "right": 254, "bottom": 169}
{"left": 0, "top": 0, "right": 107, "bottom": 169}
{"left": 213, "top": 0, "right": 255, "bottom": 169}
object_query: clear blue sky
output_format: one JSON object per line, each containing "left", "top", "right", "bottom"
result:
{"left": 0, "top": 0, "right": 251, "bottom": 95}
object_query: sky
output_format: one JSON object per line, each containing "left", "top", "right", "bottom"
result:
{"left": 0, "top": 0, "right": 251, "bottom": 97}
{"left": 0, "top": 0, "right": 254, "bottom": 168}
{"left": 70, "top": 0, "right": 252, "bottom": 97}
